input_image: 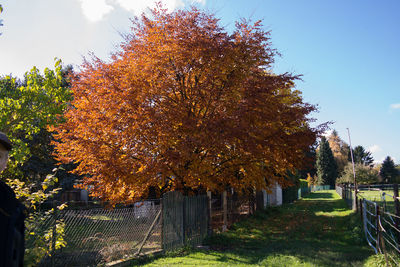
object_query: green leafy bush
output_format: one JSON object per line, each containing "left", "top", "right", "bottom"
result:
{"left": 8, "top": 169, "right": 67, "bottom": 266}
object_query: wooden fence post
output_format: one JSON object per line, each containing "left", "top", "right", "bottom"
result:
{"left": 376, "top": 205, "right": 381, "bottom": 253}
{"left": 250, "top": 190, "right": 256, "bottom": 214}
{"left": 359, "top": 197, "right": 363, "bottom": 223}
{"left": 354, "top": 193, "right": 358, "bottom": 212}
{"left": 182, "top": 196, "right": 186, "bottom": 246}
{"left": 222, "top": 191, "right": 227, "bottom": 232}
{"left": 256, "top": 191, "right": 264, "bottom": 211}
{"left": 136, "top": 209, "right": 162, "bottom": 255}
{"left": 161, "top": 200, "right": 164, "bottom": 250}
{"left": 207, "top": 191, "right": 212, "bottom": 235}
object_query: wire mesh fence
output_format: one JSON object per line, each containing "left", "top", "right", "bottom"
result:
{"left": 282, "top": 184, "right": 332, "bottom": 204}
{"left": 26, "top": 200, "right": 162, "bottom": 267}
{"left": 336, "top": 184, "right": 354, "bottom": 208}
{"left": 26, "top": 185, "right": 334, "bottom": 265}
{"left": 337, "top": 183, "right": 400, "bottom": 265}
{"left": 362, "top": 199, "right": 379, "bottom": 254}
{"left": 362, "top": 197, "right": 400, "bottom": 265}
{"left": 379, "top": 205, "right": 400, "bottom": 262}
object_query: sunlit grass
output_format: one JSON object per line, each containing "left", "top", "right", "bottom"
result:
{"left": 135, "top": 190, "right": 375, "bottom": 266}
{"left": 358, "top": 190, "right": 394, "bottom": 202}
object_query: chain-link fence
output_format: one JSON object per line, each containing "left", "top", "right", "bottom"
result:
{"left": 27, "top": 200, "right": 162, "bottom": 267}
{"left": 27, "top": 185, "right": 334, "bottom": 265}
{"left": 336, "top": 184, "right": 354, "bottom": 208}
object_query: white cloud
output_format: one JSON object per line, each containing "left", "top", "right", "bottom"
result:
{"left": 79, "top": 0, "right": 114, "bottom": 22}
{"left": 322, "top": 129, "right": 333, "bottom": 137}
{"left": 113, "top": 0, "right": 185, "bottom": 14}
{"left": 375, "top": 156, "right": 397, "bottom": 165}
{"left": 368, "top": 145, "right": 381, "bottom": 153}
{"left": 374, "top": 157, "right": 385, "bottom": 165}
{"left": 79, "top": 0, "right": 206, "bottom": 22}
{"left": 191, "top": 0, "right": 206, "bottom": 4}
{"left": 390, "top": 103, "right": 400, "bottom": 109}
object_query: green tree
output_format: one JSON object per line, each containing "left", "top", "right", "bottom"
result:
{"left": 380, "top": 156, "right": 398, "bottom": 183}
{"left": 337, "top": 163, "right": 379, "bottom": 185}
{"left": 0, "top": 59, "right": 72, "bottom": 179}
{"left": 316, "top": 136, "right": 338, "bottom": 186}
{"left": 17, "top": 64, "right": 79, "bottom": 188}
{"left": 350, "top": 145, "right": 374, "bottom": 166}
{"left": 0, "top": 60, "right": 72, "bottom": 265}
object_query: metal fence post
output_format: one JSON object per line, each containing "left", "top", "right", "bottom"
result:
{"left": 376, "top": 205, "right": 381, "bottom": 253}
{"left": 51, "top": 200, "right": 57, "bottom": 267}
{"left": 393, "top": 184, "right": 400, "bottom": 245}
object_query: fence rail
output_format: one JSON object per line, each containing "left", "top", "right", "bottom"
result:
{"left": 337, "top": 183, "right": 400, "bottom": 265}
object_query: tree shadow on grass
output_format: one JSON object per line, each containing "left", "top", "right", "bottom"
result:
{"left": 302, "top": 192, "right": 335, "bottom": 200}
{"left": 203, "top": 192, "right": 371, "bottom": 266}
{"left": 138, "top": 190, "right": 374, "bottom": 266}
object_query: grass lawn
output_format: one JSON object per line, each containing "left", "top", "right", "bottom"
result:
{"left": 358, "top": 189, "right": 395, "bottom": 213}
{"left": 134, "top": 190, "right": 376, "bottom": 266}
{"left": 358, "top": 190, "right": 394, "bottom": 202}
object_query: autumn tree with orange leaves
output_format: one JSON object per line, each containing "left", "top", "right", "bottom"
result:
{"left": 52, "top": 5, "right": 323, "bottom": 202}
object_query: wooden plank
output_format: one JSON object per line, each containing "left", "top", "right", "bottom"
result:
{"left": 162, "top": 192, "right": 208, "bottom": 250}
{"left": 162, "top": 191, "right": 184, "bottom": 251}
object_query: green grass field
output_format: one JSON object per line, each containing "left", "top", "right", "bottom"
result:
{"left": 358, "top": 190, "right": 394, "bottom": 202}
{"left": 133, "top": 190, "right": 379, "bottom": 266}
{"left": 358, "top": 189, "right": 396, "bottom": 213}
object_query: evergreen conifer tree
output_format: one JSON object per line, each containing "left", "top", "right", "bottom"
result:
{"left": 316, "top": 136, "right": 338, "bottom": 186}
{"left": 380, "top": 156, "right": 398, "bottom": 183}
{"left": 350, "top": 145, "right": 374, "bottom": 166}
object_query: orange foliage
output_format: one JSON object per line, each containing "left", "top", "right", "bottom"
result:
{"left": 52, "top": 5, "right": 323, "bottom": 202}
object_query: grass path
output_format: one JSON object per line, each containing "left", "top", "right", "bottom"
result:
{"left": 138, "top": 190, "right": 375, "bottom": 266}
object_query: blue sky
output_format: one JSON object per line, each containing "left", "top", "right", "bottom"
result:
{"left": 0, "top": 0, "right": 399, "bottom": 164}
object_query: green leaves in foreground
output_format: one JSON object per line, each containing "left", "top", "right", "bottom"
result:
{"left": 0, "top": 59, "right": 72, "bottom": 176}
{"left": 0, "top": 60, "right": 72, "bottom": 266}
{"left": 8, "top": 168, "right": 68, "bottom": 266}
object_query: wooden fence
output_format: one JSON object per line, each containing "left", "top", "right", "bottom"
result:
{"left": 162, "top": 191, "right": 208, "bottom": 251}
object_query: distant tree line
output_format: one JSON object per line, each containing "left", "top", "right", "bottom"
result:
{"left": 314, "top": 130, "right": 399, "bottom": 185}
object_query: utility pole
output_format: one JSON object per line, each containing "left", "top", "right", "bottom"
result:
{"left": 347, "top": 128, "right": 358, "bottom": 211}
